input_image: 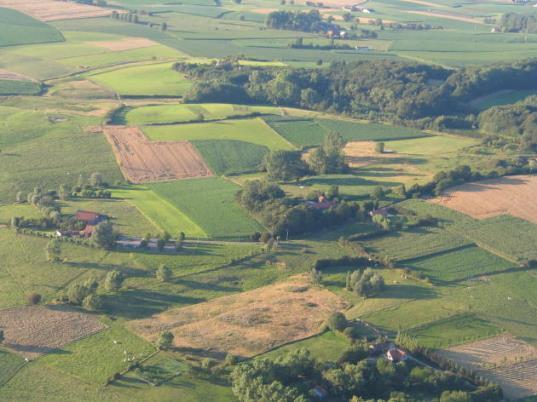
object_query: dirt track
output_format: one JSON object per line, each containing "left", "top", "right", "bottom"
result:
{"left": 431, "top": 175, "right": 537, "bottom": 224}
{"left": 0, "top": 305, "right": 106, "bottom": 360}
{"left": 128, "top": 275, "right": 349, "bottom": 358}
{"left": 0, "top": 0, "right": 117, "bottom": 21}
{"left": 103, "top": 126, "right": 212, "bottom": 184}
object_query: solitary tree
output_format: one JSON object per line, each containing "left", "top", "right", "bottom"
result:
{"left": 82, "top": 294, "right": 102, "bottom": 311}
{"left": 0, "top": 329, "right": 4, "bottom": 344}
{"left": 104, "top": 270, "right": 124, "bottom": 292}
{"left": 310, "top": 267, "right": 322, "bottom": 286}
{"left": 15, "top": 191, "right": 24, "bottom": 203}
{"left": 375, "top": 142, "right": 385, "bottom": 154}
{"left": 157, "top": 331, "right": 174, "bottom": 350}
{"left": 46, "top": 239, "right": 61, "bottom": 262}
{"left": 93, "top": 222, "right": 116, "bottom": 249}
{"left": 89, "top": 172, "right": 103, "bottom": 187}
{"left": 156, "top": 264, "right": 172, "bottom": 283}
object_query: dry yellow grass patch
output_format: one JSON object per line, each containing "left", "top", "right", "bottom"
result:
{"left": 128, "top": 275, "right": 349, "bottom": 358}
{"left": 343, "top": 141, "right": 400, "bottom": 168}
{"left": 431, "top": 175, "right": 537, "bottom": 224}
{"left": 439, "top": 335, "right": 537, "bottom": 400}
{"left": 0, "top": 69, "right": 35, "bottom": 82}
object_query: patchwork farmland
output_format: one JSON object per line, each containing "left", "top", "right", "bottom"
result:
{"left": 104, "top": 125, "right": 212, "bottom": 184}
{"left": 0, "top": 0, "right": 535, "bottom": 400}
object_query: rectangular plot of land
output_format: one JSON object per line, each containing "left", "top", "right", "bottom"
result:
{"left": 104, "top": 126, "right": 212, "bottom": 184}
{"left": 439, "top": 335, "right": 537, "bottom": 400}
{"left": 431, "top": 175, "right": 537, "bottom": 225}
{"left": 0, "top": 306, "right": 106, "bottom": 360}
{"left": 128, "top": 276, "right": 349, "bottom": 358}
{"left": 0, "top": 0, "right": 117, "bottom": 21}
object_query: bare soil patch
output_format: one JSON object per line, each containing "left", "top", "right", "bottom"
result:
{"left": 103, "top": 126, "right": 212, "bottom": 184}
{"left": 92, "top": 37, "right": 158, "bottom": 52}
{"left": 128, "top": 275, "right": 349, "bottom": 358}
{"left": 0, "top": 0, "right": 119, "bottom": 21}
{"left": 0, "top": 305, "right": 106, "bottom": 360}
{"left": 431, "top": 175, "right": 537, "bottom": 224}
{"left": 0, "top": 69, "right": 35, "bottom": 82}
{"left": 439, "top": 335, "right": 537, "bottom": 400}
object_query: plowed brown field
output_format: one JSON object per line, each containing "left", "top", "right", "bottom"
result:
{"left": 0, "top": 305, "right": 106, "bottom": 360}
{"left": 0, "top": 0, "right": 118, "bottom": 21}
{"left": 431, "top": 175, "right": 537, "bottom": 224}
{"left": 104, "top": 126, "right": 212, "bottom": 184}
{"left": 128, "top": 275, "right": 349, "bottom": 358}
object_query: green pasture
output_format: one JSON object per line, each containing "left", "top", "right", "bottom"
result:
{"left": 403, "top": 245, "right": 515, "bottom": 283}
{"left": 149, "top": 178, "right": 264, "bottom": 239}
{"left": 0, "top": 349, "right": 24, "bottom": 386}
{"left": 461, "top": 215, "right": 537, "bottom": 262}
{"left": 265, "top": 116, "right": 429, "bottom": 147}
{"left": 143, "top": 118, "right": 295, "bottom": 150}
{"left": 407, "top": 314, "right": 503, "bottom": 349}
{"left": 0, "top": 106, "right": 122, "bottom": 203}
{"left": 113, "top": 186, "right": 207, "bottom": 238}
{"left": 89, "top": 63, "right": 192, "bottom": 97}
{"left": 125, "top": 103, "right": 280, "bottom": 125}
{"left": 469, "top": 89, "right": 537, "bottom": 111}
{"left": 386, "top": 135, "right": 478, "bottom": 155}
{"left": 0, "top": 79, "right": 41, "bottom": 96}
{"left": 193, "top": 140, "right": 268, "bottom": 175}
{"left": 362, "top": 226, "right": 472, "bottom": 261}
{"left": 0, "top": 8, "right": 63, "bottom": 48}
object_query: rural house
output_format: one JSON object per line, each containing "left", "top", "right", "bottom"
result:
{"left": 386, "top": 347, "right": 408, "bottom": 362}
{"left": 75, "top": 210, "right": 106, "bottom": 225}
{"left": 306, "top": 195, "right": 337, "bottom": 210}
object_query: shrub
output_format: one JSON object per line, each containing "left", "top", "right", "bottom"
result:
{"left": 27, "top": 293, "right": 42, "bottom": 305}
{"left": 156, "top": 264, "right": 172, "bottom": 283}
{"left": 82, "top": 294, "right": 102, "bottom": 311}
{"left": 104, "top": 270, "right": 124, "bottom": 292}
{"left": 326, "top": 312, "right": 347, "bottom": 332}
{"left": 157, "top": 331, "right": 174, "bottom": 350}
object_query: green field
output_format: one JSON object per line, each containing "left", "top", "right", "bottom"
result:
{"left": 150, "top": 178, "right": 264, "bottom": 239}
{"left": 387, "top": 135, "right": 478, "bottom": 155}
{"left": 469, "top": 89, "right": 537, "bottom": 111}
{"left": 404, "top": 245, "right": 515, "bottom": 283}
{"left": 89, "top": 63, "right": 192, "bottom": 97}
{"left": 193, "top": 140, "right": 268, "bottom": 175}
{"left": 265, "top": 116, "right": 429, "bottom": 147}
{"left": 362, "top": 226, "right": 472, "bottom": 261}
{"left": 143, "top": 118, "right": 295, "bottom": 150}
{"left": 0, "top": 8, "right": 63, "bottom": 48}
{"left": 126, "top": 103, "right": 280, "bottom": 125}
{"left": 113, "top": 186, "right": 207, "bottom": 238}
{"left": 0, "top": 79, "right": 41, "bottom": 96}
{"left": 461, "top": 215, "right": 537, "bottom": 262}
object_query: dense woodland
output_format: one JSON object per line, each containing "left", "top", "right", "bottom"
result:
{"left": 175, "top": 58, "right": 537, "bottom": 150}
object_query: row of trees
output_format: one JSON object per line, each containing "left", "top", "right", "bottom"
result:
{"left": 230, "top": 348, "right": 501, "bottom": 402}
{"left": 499, "top": 12, "right": 537, "bottom": 33}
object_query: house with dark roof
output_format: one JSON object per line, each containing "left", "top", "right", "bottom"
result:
{"left": 386, "top": 347, "right": 408, "bottom": 363}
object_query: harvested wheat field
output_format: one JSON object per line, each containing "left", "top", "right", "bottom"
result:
{"left": 431, "top": 175, "right": 537, "bottom": 224}
{"left": 0, "top": 305, "right": 106, "bottom": 360}
{"left": 439, "top": 335, "right": 537, "bottom": 400}
{"left": 343, "top": 141, "right": 399, "bottom": 168}
{"left": 406, "top": 10, "right": 485, "bottom": 24}
{"left": 93, "top": 37, "right": 158, "bottom": 51}
{"left": 128, "top": 275, "right": 349, "bottom": 358}
{"left": 104, "top": 126, "right": 212, "bottom": 183}
{"left": 0, "top": 0, "right": 118, "bottom": 21}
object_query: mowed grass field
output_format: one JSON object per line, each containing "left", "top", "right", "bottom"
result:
{"left": 469, "top": 89, "right": 537, "bottom": 111}
{"left": 149, "top": 177, "right": 264, "bottom": 239}
{"left": 0, "top": 7, "right": 63, "bottom": 47}
{"left": 193, "top": 140, "right": 268, "bottom": 175}
{"left": 125, "top": 103, "right": 280, "bottom": 125}
{"left": 143, "top": 117, "right": 295, "bottom": 150}
{"left": 265, "top": 116, "right": 429, "bottom": 147}
{"left": 113, "top": 186, "right": 207, "bottom": 238}
{"left": 89, "top": 62, "right": 192, "bottom": 97}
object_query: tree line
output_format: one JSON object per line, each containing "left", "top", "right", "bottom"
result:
{"left": 174, "top": 58, "right": 537, "bottom": 150}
